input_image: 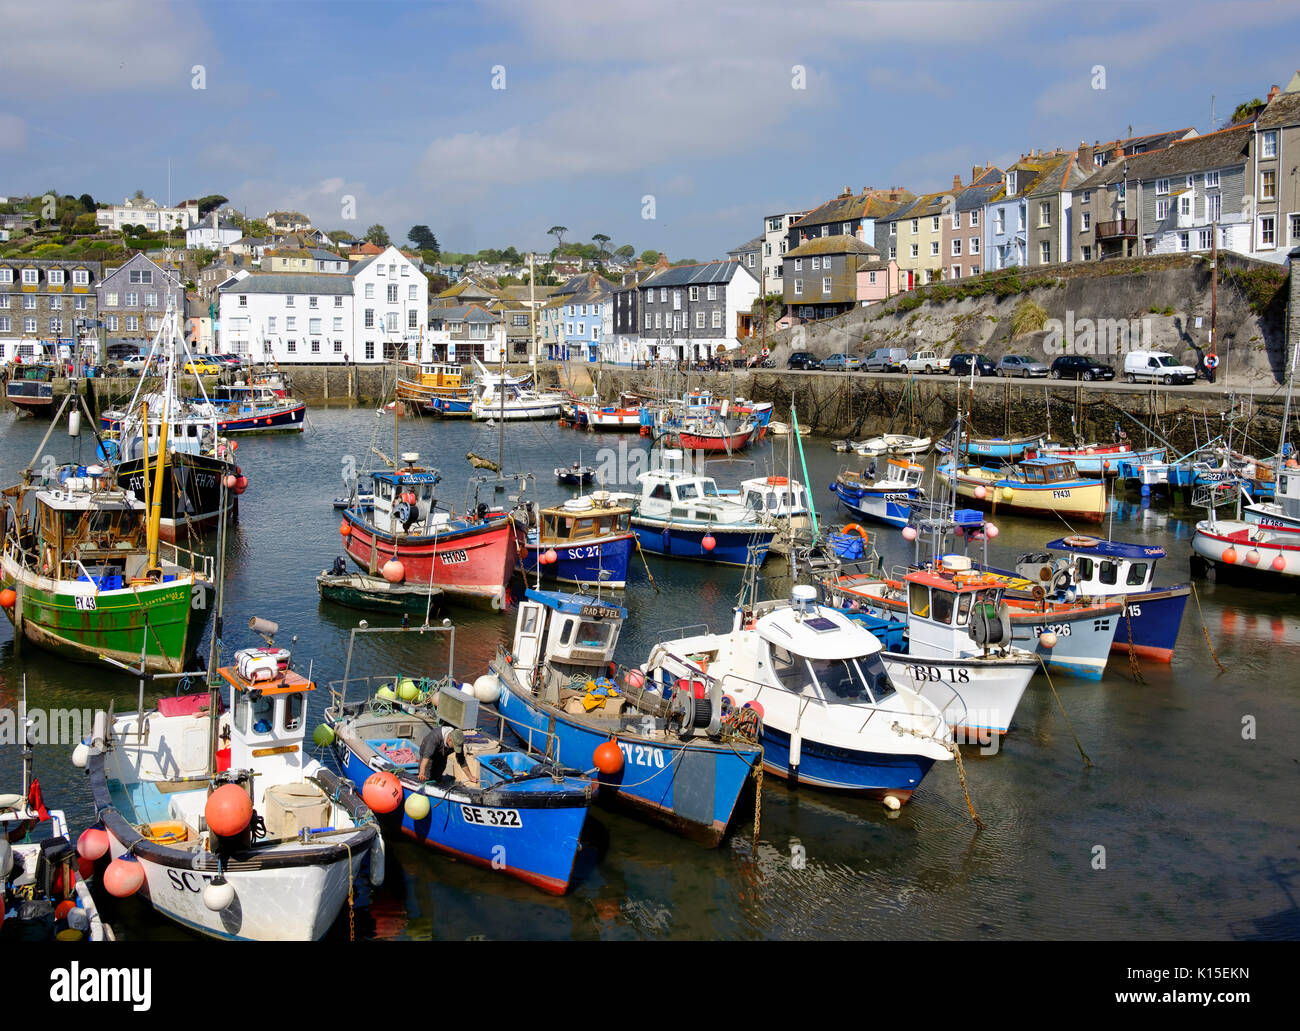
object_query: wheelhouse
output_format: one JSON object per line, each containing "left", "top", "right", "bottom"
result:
{"left": 1017, "top": 457, "right": 1084, "bottom": 485}
{"left": 538, "top": 502, "right": 632, "bottom": 544}
{"left": 1045, "top": 536, "right": 1166, "bottom": 594}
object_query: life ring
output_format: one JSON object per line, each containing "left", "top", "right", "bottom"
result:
{"left": 842, "top": 523, "right": 870, "bottom": 541}
{"left": 1063, "top": 535, "right": 1099, "bottom": 548}
{"left": 1204, "top": 354, "right": 1219, "bottom": 369}
{"left": 766, "top": 476, "right": 789, "bottom": 486}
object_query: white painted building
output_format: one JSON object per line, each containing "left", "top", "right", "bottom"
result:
{"left": 96, "top": 197, "right": 200, "bottom": 233}
{"left": 186, "top": 212, "right": 242, "bottom": 250}
{"left": 215, "top": 246, "right": 426, "bottom": 363}
{"left": 762, "top": 210, "right": 809, "bottom": 292}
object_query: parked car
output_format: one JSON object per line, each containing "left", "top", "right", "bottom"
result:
{"left": 183, "top": 359, "right": 222, "bottom": 375}
{"left": 213, "top": 354, "right": 245, "bottom": 369}
{"left": 996, "top": 354, "right": 1049, "bottom": 378}
{"left": 862, "top": 347, "right": 908, "bottom": 372}
{"left": 787, "top": 351, "right": 822, "bottom": 371}
{"left": 1123, "top": 350, "right": 1196, "bottom": 385}
{"left": 822, "top": 352, "right": 862, "bottom": 371}
{"left": 903, "top": 350, "right": 950, "bottom": 374}
{"left": 1051, "top": 355, "right": 1115, "bottom": 381}
{"left": 949, "top": 353, "right": 996, "bottom": 377}
{"left": 120, "top": 354, "right": 153, "bottom": 374}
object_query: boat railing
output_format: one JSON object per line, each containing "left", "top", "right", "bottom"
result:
{"left": 656, "top": 622, "right": 712, "bottom": 642}
{"left": 158, "top": 539, "right": 215, "bottom": 581}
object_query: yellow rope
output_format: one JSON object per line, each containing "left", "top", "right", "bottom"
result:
{"left": 1189, "top": 582, "right": 1226, "bottom": 675}
{"left": 1037, "top": 655, "right": 1093, "bottom": 767}
{"left": 948, "top": 743, "right": 985, "bottom": 830}
{"left": 1125, "top": 605, "right": 1146, "bottom": 685}
{"left": 345, "top": 841, "right": 355, "bottom": 942}
{"left": 751, "top": 756, "right": 763, "bottom": 849}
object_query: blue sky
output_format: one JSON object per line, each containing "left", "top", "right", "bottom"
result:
{"left": 2, "top": 0, "right": 1298, "bottom": 260}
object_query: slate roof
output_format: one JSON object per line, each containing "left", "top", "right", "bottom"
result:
{"left": 1026, "top": 153, "right": 1085, "bottom": 197}
{"left": 1076, "top": 125, "right": 1252, "bottom": 190}
{"left": 785, "top": 236, "right": 879, "bottom": 258}
{"left": 640, "top": 260, "right": 752, "bottom": 287}
{"left": 216, "top": 273, "right": 351, "bottom": 295}
{"left": 430, "top": 304, "right": 497, "bottom": 323}
{"left": 792, "top": 191, "right": 912, "bottom": 229}
{"left": 1256, "top": 88, "right": 1300, "bottom": 129}
{"left": 727, "top": 234, "right": 763, "bottom": 254}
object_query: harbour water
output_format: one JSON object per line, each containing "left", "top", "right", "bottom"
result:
{"left": 2, "top": 407, "right": 1297, "bottom": 941}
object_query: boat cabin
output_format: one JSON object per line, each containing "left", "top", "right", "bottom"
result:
{"left": 416, "top": 363, "right": 465, "bottom": 389}
{"left": 751, "top": 586, "right": 896, "bottom": 705}
{"left": 741, "top": 476, "right": 808, "bottom": 518}
{"left": 366, "top": 453, "right": 444, "bottom": 535}
{"left": 21, "top": 483, "right": 149, "bottom": 587}
{"left": 219, "top": 659, "right": 312, "bottom": 773}
{"left": 537, "top": 496, "right": 632, "bottom": 545}
{"left": 209, "top": 384, "right": 284, "bottom": 406}
{"left": 121, "top": 405, "right": 218, "bottom": 460}
{"left": 902, "top": 557, "right": 1008, "bottom": 658}
{"left": 510, "top": 588, "right": 625, "bottom": 680}
{"left": 1015, "top": 457, "right": 1086, "bottom": 484}
{"left": 1024, "top": 536, "right": 1166, "bottom": 597}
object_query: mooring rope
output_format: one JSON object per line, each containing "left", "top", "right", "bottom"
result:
{"left": 1036, "top": 655, "right": 1093, "bottom": 767}
{"left": 1190, "top": 582, "right": 1227, "bottom": 674}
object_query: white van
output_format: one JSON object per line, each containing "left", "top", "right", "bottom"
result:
{"left": 1123, "top": 350, "right": 1197, "bottom": 385}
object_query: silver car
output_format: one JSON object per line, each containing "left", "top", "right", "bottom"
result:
{"left": 996, "top": 354, "right": 1049, "bottom": 378}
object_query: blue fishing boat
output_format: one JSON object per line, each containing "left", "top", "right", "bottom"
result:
{"left": 938, "top": 433, "right": 1045, "bottom": 461}
{"left": 828, "top": 459, "right": 927, "bottom": 528}
{"left": 518, "top": 494, "right": 636, "bottom": 588}
{"left": 491, "top": 590, "right": 762, "bottom": 846}
{"left": 429, "top": 394, "right": 473, "bottom": 416}
{"left": 622, "top": 451, "right": 777, "bottom": 566}
{"left": 1007, "top": 535, "right": 1190, "bottom": 662}
{"left": 324, "top": 625, "right": 595, "bottom": 895}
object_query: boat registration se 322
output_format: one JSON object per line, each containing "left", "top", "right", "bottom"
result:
{"left": 460, "top": 804, "right": 522, "bottom": 828}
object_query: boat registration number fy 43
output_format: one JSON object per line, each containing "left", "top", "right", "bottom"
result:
{"left": 460, "top": 805, "right": 522, "bottom": 828}
{"left": 439, "top": 550, "right": 469, "bottom": 565}
{"left": 74, "top": 595, "right": 97, "bottom": 610}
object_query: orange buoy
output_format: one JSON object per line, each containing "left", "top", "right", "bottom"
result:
{"left": 1272, "top": 554, "right": 1287, "bottom": 572}
{"left": 593, "top": 740, "right": 624, "bottom": 775}
{"left": 0, "top": 587, "right": 15, "bottom": 609}
{"left": 76, "top": 827, "right": 109, "bottom": 861}
{"left": 1222, "top": 547, "right": 1238, "bottom": 565}
{"left": 103, "top": 855, "right": 144, "bottom": 897}
{"left": 55, "top": 899, "right": 77, "bottom": 920}
{"left": 340, "top": 520, "right": 351, "bottom": 536}
{"left": 205, "top": 783, "right": 253, "bottom": 837}
{"left": 701, "top": 534, "right": 717, "bottom": 552}
{"left": 766, "top": 476, "right": 789, "bottom": 486}
{"left": 743, "top": 700, "right": 765, "bottom": 719}
{"left": 382, "top": 559, "right": 405, "bottom": 583}
{"left": 542, "top": 548, "right": 558, "bottom": 565}
{"left": 362, "top": 771, "right": 403, "bottom": 814}
{"left": 234, "top": 475, "right": 248, "bottom": 495}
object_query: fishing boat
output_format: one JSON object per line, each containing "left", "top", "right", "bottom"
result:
{"left": 5, "top": 363, "right": 57, "bottom": 417}
{"left": 316, "top": 564, "right": 443, "bottom": 616}
{"left": 395, "top": 361, "right": 474, "bottom": 411}
{"left": 937, "top": 432, "right": 1045, "bottom": 461}
{"left": 518, "top": 494, "right": 636, "bottom": 588}
{"left": 491, "top": 589, "right": 763, "bottom": 845}
{"left": 99, "top": 314, "right": 241, "bottom": 542}
{"left": 621, "top": 452, "right": 778, "bottom": 566}
{"left": 739, "top": 475, "right": 812, "bottom": 534}
{"left": 339, "top": 452, "right": 519, "bottom": 608}
{"left": 2, "top": 692, "right": 110, "bottom": 941}
{"left": 1003, "top": 536, "right": 1190, "bottom": 663}
{"left": 554, "top": 462, "right": 595, "bottom": 486}
{"left": 828, "top": 459, "right": 926, "bottom": 528}
{"left": 937, "top": 457, "right": 1107, "bottom": 523}
{"left": 324, "top": 623, "right": 595, "bottom": 895}
{"left": 1245, "top": 463, "right": 1300, "bottom": 531}
{"left": 571, "top": 398, "right": 643, "bottom": 431}
{"left": 854, "top": 434, "right": 932, "bottom": 458}
{"left": 76, "top": 619, "right": 382, "bottom": 940}
{"left": 671, "top": 416, "right": 757, "bottom": 453}
{"left": 1026, "top": 440, "right": 1165, "bottom": 477}
{"left": 333, "top": 479, "right": 374, "bottom": 509}
{"left": 199, "top": 383, "right": 306, "bottom": 434}
{"left": 469, "top": 360, "right": 564, "bottom": 421}
{"left": 0, "top": 416, "right": 215, "bottom": 674}
{"left": 1191, "top": 483, "right": 1300, "bottom": 587}
{"left": 767, "top": 421, "right": 809, "bottom": 437}
{"left": 640, "top": 585, "right": 953, "bottom": 799}
{"left": 828, "top": 563, "right": 1039, "bottom": 738}
{"left": 428, "top": 394, "right": 474, "bottom": 417}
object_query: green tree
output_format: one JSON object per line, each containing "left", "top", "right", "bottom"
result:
{"left": 639, "top": 249, "right": 661, "bottom": 265}
{"left": 592, "top": 233, "right": 611, "bottom": 264}
{"left": 196, "top": 194, "right": 228, "bottom": 218}
{"left": 547, "top": 225, "right": 568, "bottom": 254}
{"left": 1231, "top": 97, "right": 1266, "bottom": 123}
{"left": 408, "top": 224, "right": 439, "bottom": 252}
{"left": 614, "top": 244, "right": 635, "bottom": 262}
{"left": 327, "top": 229, "right": 354, "bottom": 243}
{"left": 77, "top": 193, "right": 96, "bottom": 212}
{"left": 364, "top": 224, "right": 391, "bottom": 247}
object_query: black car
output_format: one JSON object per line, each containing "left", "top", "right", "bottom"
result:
{"left": 1050, "top": 355, "right": 1115, "bottom": 381}
{"left": 787, "top": 351, "right": 822, "bottom": 371}
{"left": 949, "top": 353, "right": 996, "bottom": 377}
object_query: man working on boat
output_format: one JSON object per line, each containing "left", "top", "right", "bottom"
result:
{"left": 418, "top": 726, "right": 467, "bottom": 781}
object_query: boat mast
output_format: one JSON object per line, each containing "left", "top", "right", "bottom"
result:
{"left": 205, "top": 474, "right": 231, "bottom": 776}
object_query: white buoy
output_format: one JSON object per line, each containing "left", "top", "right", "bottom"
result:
{"left": 1039, "top": 632, "right": 1058, "bottom": 649}
{"left": 368, "top": 835, "right": 386, "bottom": 887}
{"left": 472, "top": 674, "right": 502, "bottom": 703}
{"left": 202, "top": 876, "right": 235, "bottom": 912}
{"left": 882, "top": 795, "right": 902, "bottom": 811}
{"left": 68, "top": 409, "right": 82, "bottom": 437}
{"left": 789, "top": 730, "right": 802, "bottom": 769}
{"left": 71, "top": 742, "right": 90, "bottom": 768}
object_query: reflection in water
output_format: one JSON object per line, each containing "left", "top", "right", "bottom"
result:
{"left": 0, "top": 410, "right": 1295, "bottom": 939}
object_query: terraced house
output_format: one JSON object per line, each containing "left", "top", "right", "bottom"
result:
{"left": 782, "top": 236, "right": 880, "bottom": 319}
{"left": 1025, "top": 150, "right": 1092, "bottom": 267}
{"left": 787, "top": 187, "right": 911, "bottom": 256}
{"left": 878, "top": 190, "right": 950, "bottom": 288}
{"left": 97, "top": 253, "right": 183, "bottom": 345}
{"left": 1246, "top": 73, "right": 1300, "bottom": 260}
{"left": 941, "top": 167, "right": 1001, "bottom": 280}
{"left": 1072, "top": 126, "right": 1253, "bottom": 261}
{"left": 637, "top": 260, "right": 759, "bottom": 363}
{"left": 762, "top": 209, "right": 809, "bottom": 289}
{"left": 0, "top": 258, "right": 100, "bottom": 362}
{"left": 983, "top": 153, "right": 1059, "bottom": 270}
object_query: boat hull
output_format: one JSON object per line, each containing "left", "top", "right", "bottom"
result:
{"left": 940, "top": 468, "right": 1106, "bottom": 523}
{"left": 881, "top": 652, "right": 1036, "bottom": 735}
{"left": 112, "top": 452, "right": 237, "bottom": 542}
{"left": 316, "top": 573, "right": 442, "bottom": 615}
{"left": 342, "top": 512, "right": 518, "bottom": 605}
{"left": 830, "top": 480, "right": 924, "bottom": 528}
{"left": 429, "top": 395, "right": 473, "bottom": 416}
{"left": 332, "top": 738, "right": 587, "bottom": 895}
{"left": 1191, "top": 521, "right": 1300, "bottom": 588}
{"left": 520, "top": 534, "right": 634, "bottom": 588}
{"left": 1112, "top": 587, "right": 1190, "bottom": 662}
{"left": 0, "top": 557, "right": 212, "bottom": 674}
{"left": 673, "top": 427, "right": 754, "bottom": 452}
{"left": 496, "top": 680, "right": 758, "bottom": 847}
{"left": 754, "top": 723, "right": 935, "bottom": 796}
{"left": 214, "top": 403, "right": 306, "bottom": 434}
{"left": 630, "top": 519, "right": 775, "bottom": 566}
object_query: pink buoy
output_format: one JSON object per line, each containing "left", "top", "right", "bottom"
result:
{"left": 103, "top": 855, "right": 145, "bottom": 897}
{"left": 223, "top": 474, "right": 238, "bottom": 489}
{"left": 985, "top": 523, "right": 999, "bottom": 539}
{"left": 901, "top": 526, "right": 918, "bottom": 542}
{"left": 1246, "top": 550, "right": 1261, "bottom": 566}
{"left": 742, "top": 700, "right": 764, "bottom": 719}
{"left": 76, "top": 827, "right": 109, "bottom": 861}
{"left": 382, "top": 559, "right": 405, "bottom": 583}
{"left": 974, "top": 485, "right": 987, "bottom": 500}
{"left": 1272, "top": 554, "right": 1287, "bottom": 572}
{"left": 625, "top": 668, "right": 645, "bottom": 689}
{"left": 954, "top": 526, "right": 965, "bottom": 537}
{"left": 542, "top": 549, "right": 558, "bottom": 566}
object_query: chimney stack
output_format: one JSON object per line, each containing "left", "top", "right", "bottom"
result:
{"left": 1267, "top": 84, "right": 1281, "bottom": 103}
{"left": 1077, "top": 140, "right": 1094, "bottom": 169}
{"left": 952, "top": 174, "right": 962, "bottom": 191}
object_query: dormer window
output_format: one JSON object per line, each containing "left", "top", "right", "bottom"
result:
{"left": 1006, "top": 172, "right": 1017, "bottom": 193}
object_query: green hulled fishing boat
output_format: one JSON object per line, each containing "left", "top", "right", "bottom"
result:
{"left": 0, "top": 395, "right": 214, "bottom": 674}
